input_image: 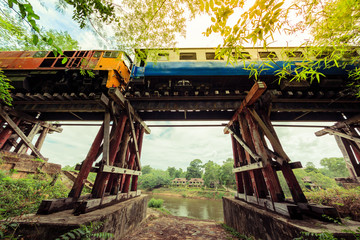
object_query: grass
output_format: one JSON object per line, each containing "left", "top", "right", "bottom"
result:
{"left": 148, "top": 198, "right": 164, "bottom": 208}
{"left": 0, "top": 170, "right": 69, "bottom": 219}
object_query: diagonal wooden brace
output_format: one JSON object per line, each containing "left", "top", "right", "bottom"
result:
{"left": 0, "top": 109, "right": 44, "bottom": 159}
{"left": 126, "top": 101, "right": 141, "bottom": 170}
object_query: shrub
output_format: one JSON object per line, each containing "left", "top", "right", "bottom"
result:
{"left": 148, "top": 198, "right": 163, "bottom": 208}
{"left": 305, "top": 187, "right": 360, "bottom": 221}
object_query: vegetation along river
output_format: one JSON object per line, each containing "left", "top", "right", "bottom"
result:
{"left": 148, "top": 193, "right": 224, "bottom": 221}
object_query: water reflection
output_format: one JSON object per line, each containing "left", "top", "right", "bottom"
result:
{"left": 149, "top": 193, "right": 224, "bottom": 221}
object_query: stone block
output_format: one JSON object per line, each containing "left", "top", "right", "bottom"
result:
{"left": 223, "top": 197, "right": 360, "bottom": 240}
{"left": 10, "top": 195, "right": 149, "bottom": 240}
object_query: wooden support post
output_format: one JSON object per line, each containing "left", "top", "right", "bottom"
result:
{"left": 91, "top": 114, "right": 128, "bottom": 198}
{"left": 126, "top": 101, "right": 141, "bottom": 170}
{"left": 257, "top": 108, "right": 307, "bottom": 203}
{"left": 239, "top": 113, "right": 268, "bottom": 198}
{"left": 0, "top": 118, "right": 20, "bottom": 148}
{"left": 102, "top": 112, "right": 110, "bottom": 165}
{"left": 131, "top": 127, "right": 145, "bottom": 191}
{"left": 68, "top": 124, "right": 104, "bottom": 198}
{"left": 336, "top": 137, "right": 360, "bottom": 177}
{"left": 244, "top": 109, "right": 284, "bottom": 202}
{"left": 231, "top": 134, "right": 244, "bottom": 194}
{"left": 16, "top": 122, "right": 42, "bottom": 154}
{"left": 0, "top": 110, "right": 44, "bottom": 159}
{"left": 34, "top": 127, "right": 49, "bottom": 152}
{"left": 123, "top": 126, "right": 140, "bottom": 193}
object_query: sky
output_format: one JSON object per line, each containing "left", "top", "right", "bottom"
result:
{"left": 29, "top": 1, "right": 343, "bottom": 170}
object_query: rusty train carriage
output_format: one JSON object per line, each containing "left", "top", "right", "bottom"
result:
{"left": 0, "top": 50, "right": 131, "bottom": 93}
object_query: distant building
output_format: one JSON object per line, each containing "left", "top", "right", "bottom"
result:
{"left": 172, "top": 178, "right": 187, "bottom": 186}
{"left": 188, "top": 178, "right": 204, "bottom": 187}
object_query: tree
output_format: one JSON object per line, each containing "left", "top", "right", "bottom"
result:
{"left": 203, "top": 160, "right": 221, "bottom": 187}
{"left": 219, "top": 158, "right": 236, "bottom": 187}
{"left": 320, "top": 157, "right": 349, "bottom": 178}
{"left": 174, "top": 168, "right": 185, "bottom": 178}
{"left": 304, "top": 162, "right": 319, "bottom": 173}
{"left": 138, "top": 169, "right": 171, "bottom": 190}
{"left": 186, "top": 159, "right": 203, "bottom": 180}
{"left": 167, "top": 167, "right": 176, "bottom": 179}
{"left": 141, "top": 165, "right": 152, "bottom": 175}
{"left": 199, "top": 0, "right": 360, "bottom": 95}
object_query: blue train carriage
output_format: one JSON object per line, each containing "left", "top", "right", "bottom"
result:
{"left": 129, "top": 47, "right": 359, "bottom": 97}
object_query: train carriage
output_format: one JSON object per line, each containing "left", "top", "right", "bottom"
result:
{"left": 0, "top": 50, "right": 132, "bottom": 94}
{"left": 129, "top": 47, "right": 359, "bottom": 97}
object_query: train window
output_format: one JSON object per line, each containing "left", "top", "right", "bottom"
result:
{"left": 285, "top": 51, "right": 303, "bottom": 58}
{"left": 206, "top": 52, "right": 217, "bottom": 60}
{"left": 33, "top": 51, "right": 48, "bottom": 58}
{"left": 233, "top": 52, "right": 251, "bottom": 59}
{"left": 343, "top": 50, "right": 359, "bottom": 58}
{"left": 157, "top": 53, "right": 169, "bottom": 61}
{"left": 93, "top": 51, "right": 102, "bottom": 58}
{"left": 315, "top": 51, "right": 332, "bottom": 59}
{"left": 103, "top": 51, "right": 120, "bottom": 58}
{"left": 180, "top": 53, "right": 197, "bottom": 60}
{"left": 259, "top": 52, "right": 278, "bottom": 59}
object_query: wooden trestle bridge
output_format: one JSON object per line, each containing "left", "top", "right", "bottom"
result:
{"left": 1, "top": 81, "right": 360, "bottom": 219}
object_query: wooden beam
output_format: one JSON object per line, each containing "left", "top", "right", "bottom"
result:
{"left": 17, "top": 122, "right": 42, "bottom": 154}
{"left": 101, "top": 165, "right": 142, "bottom": 176}
{"left": 224, "top": 82, "right": 267, "bottom": 133}
{"left": 34, "top": 128, "right": 49, "bottom": 152}
{"left": 235, "top": 192, "right": 302, "bottom": 219}
{"left": 233, "top": 162, "right": 264, "bottom": 173}
{"left": 226, "top": 127, "right": 261, "bottom": 161}
{"left": 108, "top": 87, "right": 150, "bottom": 134}
{"left": 316, "top": 128, "right": 360, "bottom": 143}
{"left": 0, "top": 110, "right": 44, "bottom": 159}
{"left": 102, "top": 112, "right": 110, "bottom": 165}
{"left": 126, "top": 101, "right": 141, "bottom": 170}
{"left": 73, "top": 191, "right": 141, "bottom": 214}
{"left": 6, "top": 108, "right": 62, "bottom": 133}
{"left": 68, "top": 124, "right": 104, "bottom": 198}
{"left": 248, "top": 108, "right": 290, "bottom": 162}
{"left": 335, "top": 136, "right": 360, "bottom": 178}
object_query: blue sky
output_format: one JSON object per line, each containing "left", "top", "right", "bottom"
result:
{"left": 29, "top": 1, "right": 343, "bottom": 170}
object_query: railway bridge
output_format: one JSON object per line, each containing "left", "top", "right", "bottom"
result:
{"left": 1, "top": 63, "right": 360, "bottom": 238}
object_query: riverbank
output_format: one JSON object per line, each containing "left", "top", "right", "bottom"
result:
{"left": 144, "top": 187, "right": 234, "bottom": 200}
{"left": 121, "top": 208, "right": 245, "bottom": 240}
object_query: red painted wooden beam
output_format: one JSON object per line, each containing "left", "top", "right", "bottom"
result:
{"left": 224, "top": 82, "right": 267, "bottom": 133}
{"left": 68, "top": 123, "right": 104, "bottom": 198}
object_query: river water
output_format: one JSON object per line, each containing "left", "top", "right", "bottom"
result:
{"left": 148, "top": 193, "right": 224, "bottom": 222}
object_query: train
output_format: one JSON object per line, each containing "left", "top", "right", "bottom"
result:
{"left": 0, "top": 50, "right": 132, "bottom": 93}
{"left": 129, "top": 47, "right": 359, "bottom": 97}
{"left": 0, "top": 47, "right": 358, "bottom": 97}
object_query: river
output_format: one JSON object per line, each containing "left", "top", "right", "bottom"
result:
{"left": 148, "top": 193, "right": 224, "bottom": 222}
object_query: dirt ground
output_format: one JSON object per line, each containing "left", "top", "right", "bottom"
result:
{"left": 121, "top": 208, "right": 238, "bottom": 240}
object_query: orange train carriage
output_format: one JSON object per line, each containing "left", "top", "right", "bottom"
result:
{"left": 0, "top": 50, "right": 132, "bottom": 93}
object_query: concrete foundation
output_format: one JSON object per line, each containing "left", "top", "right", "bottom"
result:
{"left": 11, "top": 195, "right": 148, "bottom": 240}
{"left": 223, "top": 196, "right": 360, "bottom": 240}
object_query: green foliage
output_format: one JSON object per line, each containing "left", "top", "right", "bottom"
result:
{"left": 320, "top": 157, "right": 349, "bottom": 178}
{"left": 148, "top": 198, "right": 164, "bottom": 208}
{"left": 167, "top": 167, "right": 176, "bottom": 178}
{"left": 141, "top": 165, "right": 152, "bottom": 175}
{"left": 138, "top": 169, "right": 171, "bottom": 190}
{"left": 0, "top": 171, "right": 68, "bottom": 219}
{"left": 55, "top": 221, "right": 113, "bottom": 240}
{"left": 219, "top": 158, "right": 236, "bottom": 187}
{"left": 305, "top": 187, "right": 360, "bottom": 221}
{"left": 294, "top": 231, "right": 338, "bottom": 240}
{"left": 186, "top": 159, "right": 203, "bottom": 180}
{"left": 0, "top": 221, "right": 19, "bottom": 240}
{"left": 0, "top": 70, "right": 14, "bottom": 106}
{"left": 203, "top": 160, "right": 220, "bottom": 187}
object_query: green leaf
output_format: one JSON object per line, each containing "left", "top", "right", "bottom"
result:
{"left": 8, "top": 0, "right": 14, "bottom": 8}
{"left": 61, "top": 57, "right": 68, "bottom": 64}
{"left": 32, "top": 34, "right": 38, "bottom": 45}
